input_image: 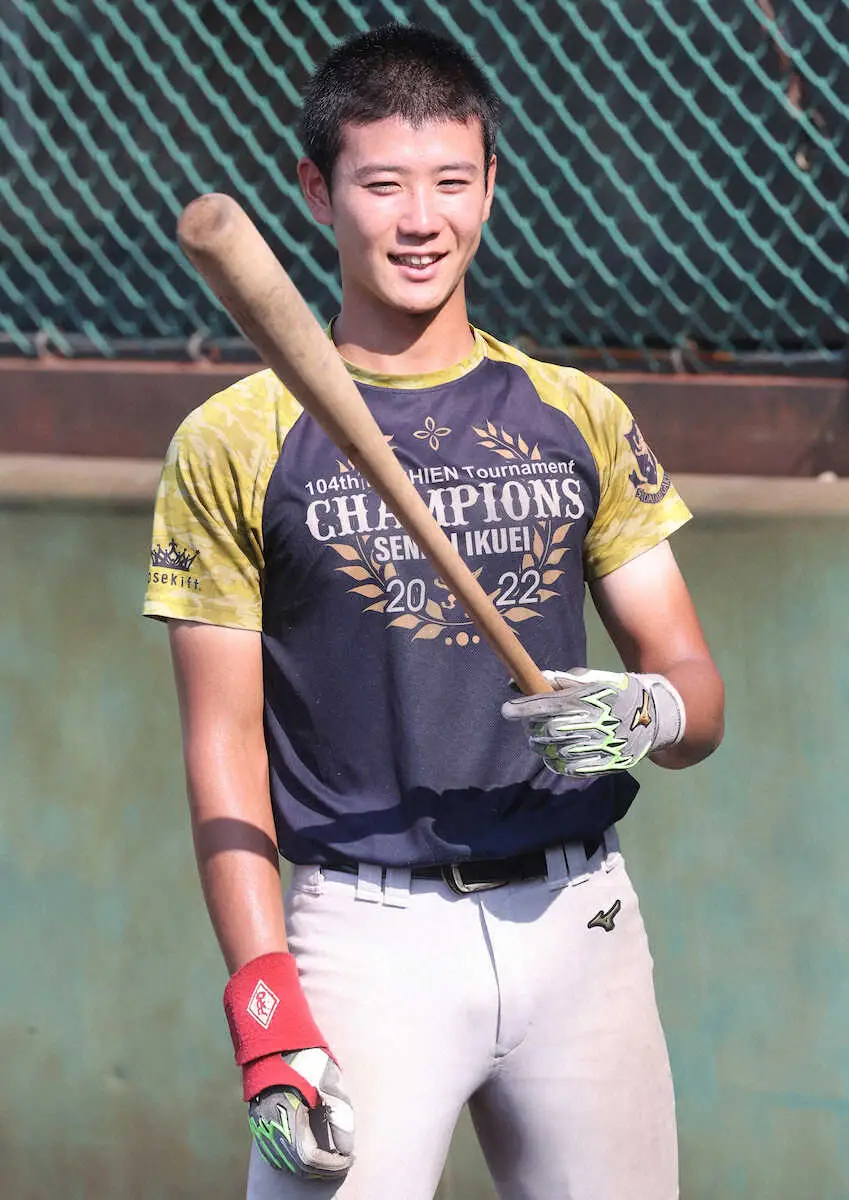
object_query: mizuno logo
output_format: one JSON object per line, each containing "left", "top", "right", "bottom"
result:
{"left": 587, "top": 899, "right": 621, "bottom": 933}
{"left": 630, "top": 689, "right": 652, "bottom": 730}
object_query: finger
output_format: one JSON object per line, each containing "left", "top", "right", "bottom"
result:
{"left": 322, "top": 1095, "right": 355, "bottom": 1157}
{"left": 541, "top": 750, "right": 601, "bottom": 777}
{"left": 528, "top": 717, "right": 600, "bottom": 741}
{"left": 528, "top": 737, "right": 599, "bottom": 759}
{"left": 248, "top": 1086, "right": 344, "bottom": 1178}
{"left": 311, "top": 1055, "right": 355, "bottom": 1157}
{"left": 249, "top": 1105, "right": 301, "bottom": 1173}
{"left": 293, "top": 1103, "right": 354, "bottom": 1176}
{"left": 532, "top": 714, "right": 598, "bottom": 735}
{"left": 501, "top": 689, "right": 590, "bottom": 720}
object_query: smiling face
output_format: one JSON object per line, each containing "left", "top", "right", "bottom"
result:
{"left": 299, "top": 116, "right": 495, "bottom": 327}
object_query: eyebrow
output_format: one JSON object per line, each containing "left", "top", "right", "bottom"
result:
{"left": 352, "top": 160, "right": 480, "bottom": 181}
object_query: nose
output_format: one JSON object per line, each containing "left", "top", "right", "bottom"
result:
{"left": 397, "top": 184, "right": 440, "bottom": 240}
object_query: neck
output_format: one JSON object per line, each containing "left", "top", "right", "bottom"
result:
{"left": 333, "top": 288, "right": 475, "bottom": 376}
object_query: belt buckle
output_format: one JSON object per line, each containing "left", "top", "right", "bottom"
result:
{"left": 443, "top": 864, "right": 507, "bottom": 896}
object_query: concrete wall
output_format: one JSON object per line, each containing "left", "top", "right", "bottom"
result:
{"left": 3, "top": 503, "right": 849, "bottom": 1198}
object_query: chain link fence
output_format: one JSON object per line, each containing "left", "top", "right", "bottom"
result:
{"left": 2, "top": 0, "right": 847, "bottom": 371}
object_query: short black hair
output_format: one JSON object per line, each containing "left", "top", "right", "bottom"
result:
{"left": 299, "top": 23, "right": 500, "bottom": 182}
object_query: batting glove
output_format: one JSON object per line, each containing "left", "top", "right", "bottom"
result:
{"left": 502, "top": 668, "right": 686, "bottom": 777}
{"left": 249, "top": 1049, "right": 354, "bottom": 1177}
{"left": 224, "top": 953, "right": 354, "bottom": 1180}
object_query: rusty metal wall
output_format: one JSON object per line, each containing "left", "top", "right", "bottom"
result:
{"left": 3, "top": 502, "right": 849, "bottom": 1198}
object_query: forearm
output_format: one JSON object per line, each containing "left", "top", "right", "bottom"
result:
{"left": 183, "top": 729, "right": 287, "bottom": 973}
{"left": 169, "top": 621, "right": 287, "bottom": 973}
{"left": 650, "top": 656, "right": 724, "bottom": 771}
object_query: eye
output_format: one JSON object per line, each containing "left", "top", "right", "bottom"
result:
{"left": 365, "top": 181, "right": 399, "bottom": 194}
{"left": 438, "top": 178, "right": 469, "bottom": 190}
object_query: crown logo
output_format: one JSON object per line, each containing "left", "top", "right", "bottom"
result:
{"left": 150, "top": 539, "right": 199, "bottom": 571}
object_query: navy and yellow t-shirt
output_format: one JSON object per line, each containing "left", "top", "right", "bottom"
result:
{"left": 144, "top": 328, "right": 690, "bottom": 867}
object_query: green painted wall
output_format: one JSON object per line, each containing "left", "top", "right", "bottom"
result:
{"left": 2, "top": 505, "right": 848, "bottom": 1198}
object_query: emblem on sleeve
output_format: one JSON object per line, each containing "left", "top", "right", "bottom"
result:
{"left": 150, "top": 539, "right": 199, "bottom": 571}
{"left": 148, "top": 539, "right": 201, "bottom": 590}
{"left": 625, "top": 420, "right": 671, "bottom": 504}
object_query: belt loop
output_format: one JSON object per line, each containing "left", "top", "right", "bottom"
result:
{"left": 602, "top": 825, "right": 621, "bottom": 872}
{"left": 544, "top": 845, "right": 570, "bottom": 891}
{"left": 564, "top": 840, "right": 590, "bottom": 886}
{"left": 293, "top": 865, "right": 325, "bottom": 896}
{"left": 355, "top": 862, "right": 383, "bottom": 903}
{"left": 383, "top": 867, "right": 412, "bottom": 909}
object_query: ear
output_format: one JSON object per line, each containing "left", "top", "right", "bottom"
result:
{"left": 482, "top": 155, "right": 497, "bottom": 223}
{"left": 298, "top": 158, "right": 333, "bottom": 227}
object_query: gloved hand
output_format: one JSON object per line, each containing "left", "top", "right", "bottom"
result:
{"left": 224, "top": 953, "right": 354, "bottom": 1179}
{"left": 502, "top": 667, "right": 686, "bottom": 777}
{"left": 249, "top": 1048, "right": 354, "bottom": 1177}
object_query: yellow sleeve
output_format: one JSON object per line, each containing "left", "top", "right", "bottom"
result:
{"left": 143, "top": 372, "right": 289, "bottom": 629}
{"left": 474, "top": 335, "right": 691, "bottom": 583}
{"left": 580, "top": 377, "right": 691, "bottom": 580}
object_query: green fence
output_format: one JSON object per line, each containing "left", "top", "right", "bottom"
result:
{"left": 2, "top": 0, "right": 847, "bottom": 370}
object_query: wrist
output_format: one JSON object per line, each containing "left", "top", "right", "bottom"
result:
{"left": 636, "top": 673, "right": 686, "bottom": 750}
{"left": 224, "top": 951, "right": 328, "bottom": 1102}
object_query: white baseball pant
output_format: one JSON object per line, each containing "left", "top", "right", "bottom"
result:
{"left": 247, "top": 831, "right": 678, "bottom": 1200}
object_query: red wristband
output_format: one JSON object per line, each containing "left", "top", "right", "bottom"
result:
{"left": 223, "top": 952, "right": 328, "bottom": 1103}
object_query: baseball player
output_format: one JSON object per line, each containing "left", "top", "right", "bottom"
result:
{"left": 144, "top": 23, "right": 724, "bottom": 1200}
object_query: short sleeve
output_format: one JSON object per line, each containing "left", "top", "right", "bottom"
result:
{"left": 582, "top": 381, "right": 691, "bottom": 580}
{"left": 143, "top": 407, "right": 266, "bottom": 630}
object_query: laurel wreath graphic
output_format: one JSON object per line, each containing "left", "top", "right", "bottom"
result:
{"left": 472, "top": 421, "right": 571, "bottom": 623}
{"left": 328, "top": 535, "right": 483, "bottom": 642}
{"left": 328, "top": 422, "right": 572, "bottom": 643}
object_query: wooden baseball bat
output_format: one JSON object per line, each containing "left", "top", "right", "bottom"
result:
{"left": 177, "top": 193, "right": 550, "bottom": 695}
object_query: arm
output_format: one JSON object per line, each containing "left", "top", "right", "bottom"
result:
{"left": 590, "top": 539, "right": 724, "bottom": 769}
{"left": 168, "top": 618, "right": 286, "bottom": 972}
{"left": 169, "top": 617, "right": 354, "bottom": 1176}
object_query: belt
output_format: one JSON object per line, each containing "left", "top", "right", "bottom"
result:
{"left": 327, "top": 837, "right": 603, "bottom": 896}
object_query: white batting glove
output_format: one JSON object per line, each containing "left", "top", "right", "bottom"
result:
{"left": 502, "top": 668, "right": 686, "bottom": 777}
{"left": 249, "top": 1049, "right": 355, "bottom": 1179}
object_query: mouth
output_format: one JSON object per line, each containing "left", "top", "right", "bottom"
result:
{"left": 388, "top": 252, "right": 448, "bottom": 273}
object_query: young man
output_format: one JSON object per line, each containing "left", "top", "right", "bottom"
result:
{"left": 145, "top": 24, "right": 724, "bottom": 1200}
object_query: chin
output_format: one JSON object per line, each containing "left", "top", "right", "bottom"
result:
{"left": 387, "top": 287, "right": 456, "bottom": 319}
{"left": 393, "top": 300, "right": 445, "bottom": 318}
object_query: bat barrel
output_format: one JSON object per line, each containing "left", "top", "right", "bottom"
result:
{"left": 177, "top": 194, "right": 550, "bottom": 695}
